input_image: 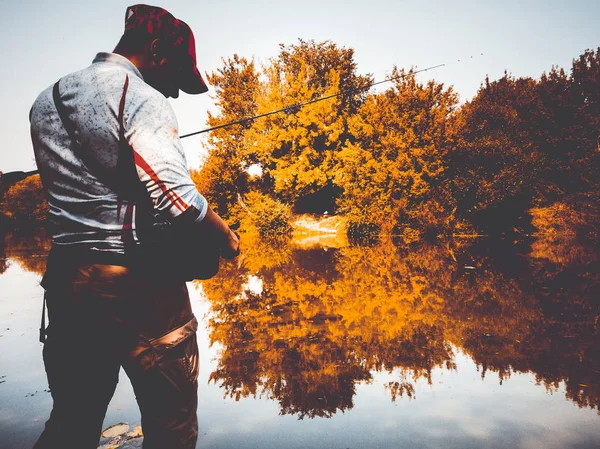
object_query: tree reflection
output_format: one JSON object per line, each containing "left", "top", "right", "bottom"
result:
{"left": 449, "top": 235, "right": 600, "bottom": 412}
{"left": 204, "top": 237, "right": 459, "bottom": 416}
{"left": 1, "top": 225, "right": 596, "bottom": 417}
{"left": 1, "top": 227, "right": 50, "bottom": 275}
{"left": 0, "top": 237, "right": 6, "bottom": 275}
{"left": 203, "top": 230, "right": 600, "bottom": 418}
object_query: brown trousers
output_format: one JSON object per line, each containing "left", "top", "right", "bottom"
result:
{"left": 33, "top": 262, "right": 199, "bottom": 449}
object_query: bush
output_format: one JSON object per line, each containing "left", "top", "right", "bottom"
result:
{"left": 239, "top": 192, "right": 293, "bottom": 237}
{"left": 395, "top": 196, "right": 457, "bottom": 242}
{"left": 530, "top": 199, "right": 599, "bottom": 239}
{"left": 0, "top": 175, "right": 48, "bottom": 223}
{"left": 345, "top": 212, "right": 380, "bottom": 240}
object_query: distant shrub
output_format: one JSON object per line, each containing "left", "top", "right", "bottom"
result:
{"left": 239, "top": 192, "right": 293, "bottom": 237}
{"left": 396, "top": 196, "right": 457, "bottom": 242}
{"left": 531, "top": 199, "right": 599, "bottom": 239}
{"left": 0, "top": 175, "right": 48, "bottom": 223}
{"left": 398, "top": 227, "right": 421, "bottom": 245}
{"left": 345, "top": 213, "right": 380, "bottom": 240}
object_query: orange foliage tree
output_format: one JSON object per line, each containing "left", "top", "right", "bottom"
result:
{"left": 335, "top": 68, "right": 459, "bottom": 239}
{"left": 243, "top": 40, "right": 371, "bottom": 212}
{"left": 196, "top": 40, "right": 372, "bottom": 225}
{"left": 196, "top": 42, "right": 599, "bottom": 239}
{"left": 0, "top": 174, "right": 48, "bottom": 223}
{"left": 191, "top": 54, "right": 260, "bottom": 221}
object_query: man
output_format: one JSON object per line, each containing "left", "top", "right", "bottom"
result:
{"left": 29, "top": 5, "right": 239, "bottom": 449}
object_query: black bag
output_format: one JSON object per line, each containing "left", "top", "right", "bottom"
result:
{"left": 52, "top": 76, "right": 220, "bottom": 281}
{"left": 129, "top": 204, "right": 221, "bottom": 281}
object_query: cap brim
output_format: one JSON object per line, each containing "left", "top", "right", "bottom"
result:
{"left": 179, "top": 60, "right": 208, "bottom": 94}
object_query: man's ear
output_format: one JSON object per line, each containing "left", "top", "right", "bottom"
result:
{"left": 150, "top": 38, "right": 164, "bottom": 62}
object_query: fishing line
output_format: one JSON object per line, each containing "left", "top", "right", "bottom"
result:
{"left": 180, "top": 62, "right": 453, "bottom": 139}
{"left": 195, "top": 54, "right": 480, "bottom": 217}
{"left": 23, "top": 55, "right": 482, "bottom": 177}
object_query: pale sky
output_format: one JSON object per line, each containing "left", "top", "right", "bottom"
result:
{"left": 1, "top": 0, "right": 598, "bottom": 173}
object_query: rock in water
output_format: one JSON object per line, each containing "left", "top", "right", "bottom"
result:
{"left": 101, "top": 422, "right": 130, "bottom": 438}
{"left": 125, "top": 425, "right": 143, "bottom": 438}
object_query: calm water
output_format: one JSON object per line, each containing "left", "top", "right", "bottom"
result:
{"left": 0, "top": 228, "right": 599, "bottom": 449}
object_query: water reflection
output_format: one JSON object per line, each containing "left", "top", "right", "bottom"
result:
{"left": 2, "top": 227, "right": 599, "bottom": 421}
{"left": 201, "top": 232, "right": 600, "bottom": 418}
{"left": 1, "top": 228, "right": 51, "bottom": 275}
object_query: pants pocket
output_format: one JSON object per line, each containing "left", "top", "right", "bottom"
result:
{"left": 156, "top": 334, "right": 199, "bottom": 394}
{"left": 182, "top": 335, "right": 199, "bottom": 384}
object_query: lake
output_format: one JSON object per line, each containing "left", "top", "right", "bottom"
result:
{"left": 1, "top": 227, "right": 599, "bottom": 449}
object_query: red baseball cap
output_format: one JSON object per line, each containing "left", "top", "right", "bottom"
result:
{"left": 124, "top": 4, "right": 208, "bottom": 94}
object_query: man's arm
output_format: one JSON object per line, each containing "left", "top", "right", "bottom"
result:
{"left": 125, "top": 85, "right": 239, "bottom": 257}
{"left": 201, "top": 206, "right": 240, "bottom": 259}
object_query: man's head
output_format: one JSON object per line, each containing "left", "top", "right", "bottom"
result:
{"left": 114, "top": 4, "right": 208, "bottom": 98}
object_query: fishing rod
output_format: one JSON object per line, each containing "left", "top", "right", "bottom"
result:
{"left": 17, "top": 58, "right": 465, "bottom": 178}
{"left": 179, "top": 63, "right": 446, "bottom": 139}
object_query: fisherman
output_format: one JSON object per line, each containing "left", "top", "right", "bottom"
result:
{"left": 29, "top": 5, "right": 239, "bottom": 449}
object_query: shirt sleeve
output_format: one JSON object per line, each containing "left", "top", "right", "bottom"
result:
{"left": 124, "top": 88, "right": 207, "bottom": 223}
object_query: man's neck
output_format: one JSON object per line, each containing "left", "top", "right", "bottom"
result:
{"left": 113, "top": 49, "right": 146, "bottom": 76}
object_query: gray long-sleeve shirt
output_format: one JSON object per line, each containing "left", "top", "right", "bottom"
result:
{"left": 30, "top": 52, "right": 208, "bottom": 255}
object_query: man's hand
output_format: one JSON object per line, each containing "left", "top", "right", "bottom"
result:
{"left": 202, "top": 206, "right": 240, "bottom": 259}
{"left": 221, "top": 229, "right": 240, "bottom": 259}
